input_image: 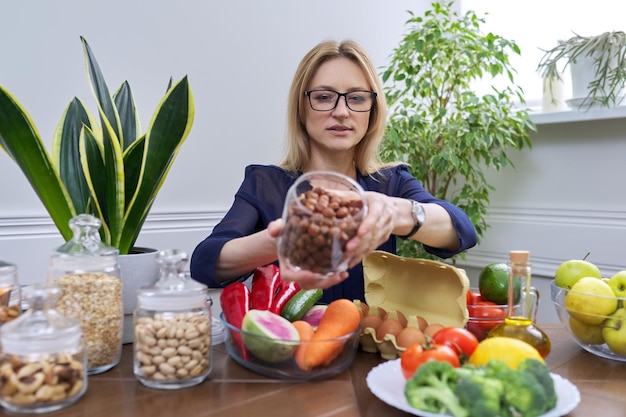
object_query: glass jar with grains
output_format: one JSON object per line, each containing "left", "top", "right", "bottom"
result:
{"left": 0, "top": 284, "right": 87, "bottom": 413}
{"left": 48, "top": 214, "right": 123, "bottom": 375}
{"left": 134, "top": 249, "right": 212, "bottom": 389}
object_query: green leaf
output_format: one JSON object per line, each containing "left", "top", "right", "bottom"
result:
{"left": 0, "top": 86, "right": 75, "bottom": 240}
{"left": 114, "top": 81, "right": 140, "bottom": 151}
{"left": 52, "top": 97, "right": 95, "bottom": 215}
{"left": 81, "top": 36, "right": 123, "bottom": 143}
{"left": 118, "top": 76, "right": 194, "bottom": 254}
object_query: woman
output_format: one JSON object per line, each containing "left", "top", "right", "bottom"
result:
{"left": 190, "top": 39, "right": 477, "bottom": 303}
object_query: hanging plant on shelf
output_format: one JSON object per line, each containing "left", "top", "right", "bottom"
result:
{"left": 537, "top": 31, "right": 626, "bottom": 110}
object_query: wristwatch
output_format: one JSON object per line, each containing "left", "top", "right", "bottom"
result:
{"left": 400, "top": 200, "right": 426, "bottom": 239}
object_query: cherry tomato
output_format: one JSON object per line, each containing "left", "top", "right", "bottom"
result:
{"left": 431, "top": 327, "right": 479, "bottom": 357}
{"left": 466, "top": 301, "right": 507, "bottom": 341}
{"left": 465, "top": 290, "right": 483, "bottom": 305}
{"left": 400, "top": 343, "right": 460, "bottom": 380}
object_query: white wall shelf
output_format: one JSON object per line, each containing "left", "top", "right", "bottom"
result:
{"left": 529, "top": 106, "right": 626, "bottom": 125}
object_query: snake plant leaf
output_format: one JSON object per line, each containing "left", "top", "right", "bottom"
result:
{"left": 98, "top": 109, "right": 125, "bottom": 247}
{"left": 81, "top": 36, "right": 123, "bottom": 144}
{"left": 52, "top": 97, "right": 97, "bottom": 215}
{"left": 0, "top": 86, "right": 75, "bottom": 240}
{"left": 123, "top": 134, "right": 146, "bottom": 209}
{"left": 79, "top": 126, "right": 112, "bottom": 244}
{"left": 113, "top": 81, "right": 140, "bottom": 151}
{"left": 118, "top": 76, "right": 194, "bottom": 254}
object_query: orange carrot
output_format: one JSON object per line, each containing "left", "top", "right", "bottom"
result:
{"left": 304, "top": 299, "right": 361, "bottom": 369}
{"left": 292, "top": 320, "right": 314, "bottom": 371}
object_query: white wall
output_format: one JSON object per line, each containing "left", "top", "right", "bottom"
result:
{"left": 3, "top": 1, "right": 625, "bottom": 325}
{"left": 0, "top": 0, "right": 424, "bottom": 282}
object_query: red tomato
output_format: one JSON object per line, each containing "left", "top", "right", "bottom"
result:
{"left": 466, "top": 301, "right": 507, "bottom": 341}
{"left": 400, "top": 343, "right": 460, "bottom": 380}
{"left": 465, "top": 290, "right": 483, "bottom": 305}
{"left": 431, "top": 327, "right": 479, "bottom": 357}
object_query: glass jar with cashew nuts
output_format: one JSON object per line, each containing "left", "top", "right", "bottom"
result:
{"left": 0, "top": 284, "right": 87, "bottom": 414}
{"left": 278, "top": 171, "right": 368, "bottom": 278}
{"left": 133, "top": 249, "right": 212, "bottom": 389}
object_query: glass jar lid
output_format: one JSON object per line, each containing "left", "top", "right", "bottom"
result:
{"left": 51, "top": 214, "right": 119, "bottom": 272}
{"left": 137, "top": 249, "right": 208, "bottom": 311}
{"left": 0, "top": 284, "right": 82, "bottom": 355}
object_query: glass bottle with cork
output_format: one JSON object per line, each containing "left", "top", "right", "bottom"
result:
{"left": 488, "top": 250, "right": 551, "bottom": 357}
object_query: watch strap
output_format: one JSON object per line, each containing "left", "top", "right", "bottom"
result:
{"left": 399, "top": 200, "right": 423, "bottom": 239}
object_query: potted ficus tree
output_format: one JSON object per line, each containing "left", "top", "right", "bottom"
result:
{"left": 537, "top": 31, "right": 626, "bottom": 110}
{"left": 380, "top": 1, "right": 535, "bottom": 260}
{"left": 0, "top": 36, "right": 194, "bottom": 342}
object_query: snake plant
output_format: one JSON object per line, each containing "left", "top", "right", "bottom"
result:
{"left": 0, "top": 36, "right": 194, "bottom": 254}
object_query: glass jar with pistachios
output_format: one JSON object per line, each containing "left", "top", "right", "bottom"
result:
{"left": 0, "top": 284, "right": 87, "bottom": 414}
{"left": 134, "top": 249, "right": 212, "bottom": 389}
{"left": 48, "top": 214, "right": 123, "bottom": 375}
{"left": 0, "top": 260, "right": 20, "bottom": 324}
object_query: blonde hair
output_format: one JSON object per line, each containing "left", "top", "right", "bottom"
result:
{"left": 280, "top": 39, "right": 390, "bottom": 175}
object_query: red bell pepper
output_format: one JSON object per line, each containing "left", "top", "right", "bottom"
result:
{"left": 269, "top": 281, "right": 301, "bottom": 315}
{"left": 220, "top": 282, "right": 250, "bottom": 360}
{"left": 250, "top": 264, "right": 282, "bottom": 310}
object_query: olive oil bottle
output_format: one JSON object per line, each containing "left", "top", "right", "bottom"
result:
{"left": 488, "top": 251, "right": 551, "bottom": 358}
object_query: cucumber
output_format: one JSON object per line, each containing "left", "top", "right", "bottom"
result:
{"left": 280, "top": 288, "right": 323, "bottom": 321}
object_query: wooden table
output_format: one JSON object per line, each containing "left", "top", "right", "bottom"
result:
{"left": 13, "top": 324, "right": 626, "bottom": 417}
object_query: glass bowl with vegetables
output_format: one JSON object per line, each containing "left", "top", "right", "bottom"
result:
{"left": 220, "top": 273, "right": 361, "bottom": 381}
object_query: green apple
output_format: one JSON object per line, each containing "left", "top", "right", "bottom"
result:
{"left": 569, "top": 316, "right": 604, "bottom": 345}
{"left": 607, "top": 270, "right": 626, "bottom": 298}
{"left": 602, "top": 308, "right": 626, "bottom": 356}
{"left": 554, "top": 259, "right": 602, "bottom": 290}
{"left": 565, "top": 277, "right": 618, "bottom": 325}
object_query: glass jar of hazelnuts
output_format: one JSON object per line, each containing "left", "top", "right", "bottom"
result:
{"left": 0, "top": 284, "right": 87, "bottom": 414}
{"left": 133, "top": 249, "right": 212, "bottom": 390}
{"left": 278, "top": 171, "right": 368, "bottom": 278}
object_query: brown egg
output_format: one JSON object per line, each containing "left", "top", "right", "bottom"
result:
{"left": 423, "top": 323, "right": 445, "bottom": 338}
{"left": 376, "top": 318, "right": 404, "bottom": 341}
{"left": 396, "top": 326, "right": 426, "bottom": 348}
{"left": 361, "top": 315, "right": 383, "bottom": 332}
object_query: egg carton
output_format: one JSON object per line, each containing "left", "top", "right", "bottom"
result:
{"left": 359, "top": 251, "right": 469, "bottom": 360}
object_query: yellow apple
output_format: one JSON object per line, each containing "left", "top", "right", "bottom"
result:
{"left": 565, "top": 277, "right": 618, "bottom": 325}
{"left": 602, "top": 308, "right": 626, "bottom": 357}
{"left": 607, "top": 270, "right": 626, "bottom": 299}
{"left": 555, "top": 259, "right": 602, "bottom": 290}
{"left": 569, "top": 316, "right": 604, "bottom": 345}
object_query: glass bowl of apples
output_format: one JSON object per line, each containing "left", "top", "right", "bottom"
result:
{"left": 551, "top": 277, "right": 626, "bottom": 362}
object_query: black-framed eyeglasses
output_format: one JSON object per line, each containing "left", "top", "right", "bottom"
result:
{"left": 304, "top": 89, "right": 377, "bottom": 112}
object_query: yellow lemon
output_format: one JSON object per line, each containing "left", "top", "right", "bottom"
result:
{"left": 468, "top": 337, "right": 544, "bottom": 369}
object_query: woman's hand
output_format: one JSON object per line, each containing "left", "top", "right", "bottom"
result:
{"left": 344, "top": 191, "right": 396, "bottom": 268}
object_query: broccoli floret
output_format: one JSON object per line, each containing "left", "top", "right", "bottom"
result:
{"left": 517, "top": 358, "right": 557, "bottom": 410}
{"left": 404, "top": 361, "right": 468, "bottom": 417}
{"left": 454, "top": 373, "right": 507, "bottom": 417}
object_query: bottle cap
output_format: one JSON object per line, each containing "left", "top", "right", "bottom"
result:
{"left": 509, "top": 250, "right": 529, "bottom": 264}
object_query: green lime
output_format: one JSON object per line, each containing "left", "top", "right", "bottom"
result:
{"left": 478, "top": 263, "right": 520, "bottom": 305}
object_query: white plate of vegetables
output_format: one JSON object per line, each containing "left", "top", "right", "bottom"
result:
{"left": 366, "top": 359, "right": 580, "bottom": 417}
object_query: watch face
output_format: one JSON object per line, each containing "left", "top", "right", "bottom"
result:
{"left": 414, "top": 202, "right": 425, "bottom": 224}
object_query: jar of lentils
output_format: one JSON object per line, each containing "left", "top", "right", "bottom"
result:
{"left": 133, "top": 249, "right": 212, "bottom": 389}
{"left": 48, "top": 214, "right": 123, "bottom": 375}
{"left": 0, "top": 284, "right": 86, "bottom": 414}
{"left": 278, "top": 171, "right": 368, "bottom": 278}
